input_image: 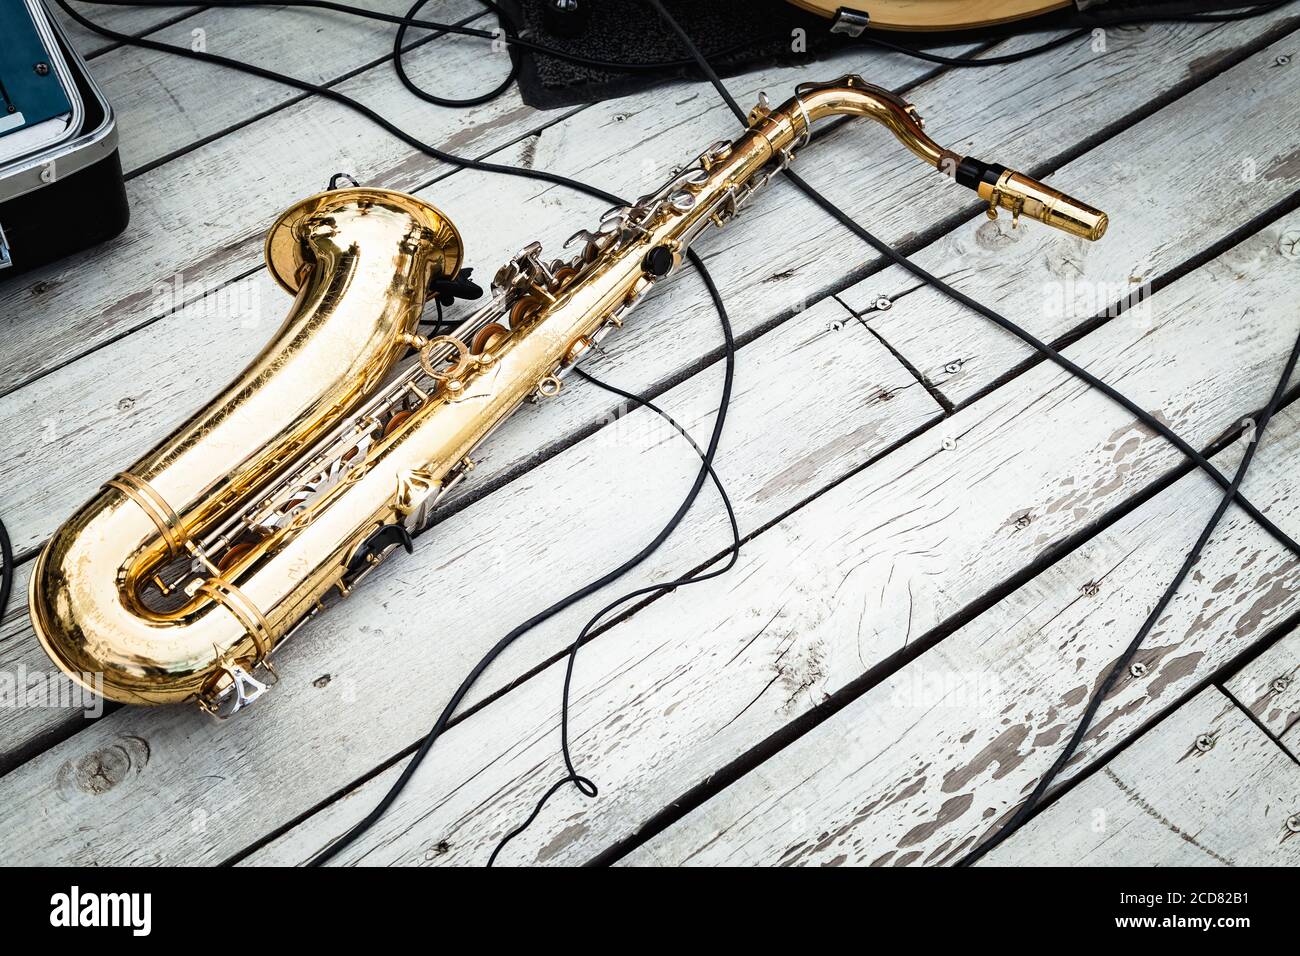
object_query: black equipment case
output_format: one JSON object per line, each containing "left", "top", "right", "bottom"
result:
{"left": 0, "top": 0, "right": 128, "bottom": 276}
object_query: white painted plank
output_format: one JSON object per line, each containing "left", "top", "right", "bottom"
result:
{"left": 0, "top": 7, "right": 578, "bottom": 398}
{"left": 0, "top": 41, "right": 965, "bottom": 561}
{"left": 53, "top": 2, "right": 201, "bottom": 59}
{"left": 2, "top": 12, "right": 1289, "bottom": 399}
{"left": 2, "top": 16, "right": 1288, "bottom": 560}
{"left": 0, "top": 292, "right": 945, "bottom": 864}
{"left": 244, "top": 209, "right": 1300, "bottom": 866}
{"left": 979, "top": 687, "right": 1300, "bottom": 866}
{"left": 1224, "top": 628, "right": 1300, "bottom": 759}
{"left": 625, "top": 416, "right": 1300, "bottom": 867}
{"left": 0, "top": 559, "right": 106, "bottom": 773}
{"left": 84, "top": 0, "right": 487, "bottom": 174}
{"left": 839, "top": 32, "right": 1300, "bottom": 408}
{"left": 2, "top": 7, "right": 1289, "bottom": 863}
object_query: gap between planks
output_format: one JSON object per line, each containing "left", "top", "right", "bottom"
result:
{"left": 238, "top": 208, "right": 1300, "bottom": 866}
{"left": 0, "top": 7, "right": 1294, "bottom": 863}
{"left": 5, "top": 16, "right": 1294, "bottom": 566}
{"left": 5, "top": 10, "right": 1295, "bottom": 405}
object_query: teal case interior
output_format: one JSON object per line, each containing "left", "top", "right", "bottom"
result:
{"left": 0, "top": 0, "right": 75, "bottom": 135}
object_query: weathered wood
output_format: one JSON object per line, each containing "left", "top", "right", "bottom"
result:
{"left": 244, "top": 210, "right": 1300, "bottom": 866}
{"left": 0, "top": 293, "right": 948, "bottom": 863}
{"left": 83, "top": 0, "right": 487, "bottom": 175}
{"left": 1224, "top": 627, "right": 1300, "bottom": 759}
{"left": 624, "top": 423, "right": 1300, "bottom": 866}
{"left": 0, "top": 560, "right": 106, "bottom": 774}
{"left": 0, "top": 6, "right": 576, "bottom": 399}
{"left": 1, "top": 7, "right": 1295, "bottom": 868}
{"left": 839, "top": 33, "right": 1300, "bottom": 408}
{"left": 54, "top": 2, "right": 201, "bottom": 59}
{"left": 0, "top": 41, "right": 948, "bottom": 564}
{"left": 2, "top": 16, "right": 1288, "bottom": 562}
{"left": 3, "top": 13, "right": 1290, "bottom": 399}
{"left": 978, "top": 687, "right": 1300, "bottom": 866}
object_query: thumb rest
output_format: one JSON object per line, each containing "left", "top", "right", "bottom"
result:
{"left": 30, "top": 76, "right": 1107, "bottom": 717}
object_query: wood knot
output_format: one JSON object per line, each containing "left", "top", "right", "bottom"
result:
{"left": 58, "top": 735, "right": 150, "bottom": 797}
{"left": 974, "top": 219, "right": 1020, "bottom": 250}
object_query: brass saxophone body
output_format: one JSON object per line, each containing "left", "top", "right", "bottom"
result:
{"left": 30, "top": 77, "right": 1107, "bottom": 716}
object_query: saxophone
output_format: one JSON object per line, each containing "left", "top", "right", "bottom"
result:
{"left": 30, "top": 77, "right": 1107, "bottom": 717}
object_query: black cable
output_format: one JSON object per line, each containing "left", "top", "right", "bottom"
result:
{"left": 648, "top": 0, "right": 1300, "bottom": 865}
{"left": 964, "top": 318, "right": 1300, "bottom": 864}
{"left": 75, "top": 0, "right": 791, "bottom": 76}
{"left": 392, "top": 0, "right": 520, "bottom": 108}
{"left": 58, "top": 0, "right": 744, "bottom": 867}
{"left": 72, "top": 0, "right": 1297, "bottom": 88}
{"left": 785, "top": 175, "right": 1300, "bottom": 556}
{"left": 646, "top": 0, "right": 1300, "bottom": 556}
{"left": 488, "top": 366, "right": 741, "bottom": 865}
{"left": 859, "top": 28, "right": 1090, "bottom": 67}
{"left": 315, "top": 247, "right": 737, "bottom": 866}
{"left": 0, "top": 518, "right": 12, "bottom": 631}
{"left": 647, "top": 0, "right": 1296, "bottom": 549}
{"left": 787, "top": 172, "right": 1300, "bottom": 557}
{"left": 55, "top": 0, "right": 624, "bottom": 196}
{"left": 56, "top": 0, "right": 1299, "bottom": 867}
{"left": 859, "top": 0, "right": 1295, "bottom": 69}
{"left": 856, "top": 0, "right": 1295, "bottom": 66}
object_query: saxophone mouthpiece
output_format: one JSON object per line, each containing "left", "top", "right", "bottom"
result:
{"left": 955, "top": 156, "right": 1108, "bottom": 241}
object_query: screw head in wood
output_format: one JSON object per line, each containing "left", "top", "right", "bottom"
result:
{"left": 1272, "top": 676, "right": 1291, "bottom": 694}
{"left": 1129, "top": 662, "right": 1147, "bottom": 678}
{"left": 1194, "top": 733, "right": 1215, "bottom": 753}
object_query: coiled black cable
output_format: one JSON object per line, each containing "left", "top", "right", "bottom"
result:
{"left": 312, "top": 248, "right": 739, "bottom": 866}
{"left": 73, "top": 0, "right": 1297, "bottom": 80}
{"left": 488, "top": 366, "right": 741, "bottom": 865}
{"left": 50, "top": 0, "right": 745, "bottom": 870}
{"left": 393, "top": 0, "right": 520, "bottom": 107}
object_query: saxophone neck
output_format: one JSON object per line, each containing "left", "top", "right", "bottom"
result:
{"left": 750, "top": 75, "right": 1108, "bottom": 241}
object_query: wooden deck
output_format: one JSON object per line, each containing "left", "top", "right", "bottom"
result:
{"left": 1, "top": 2, "right": 1298, "bottom": 866}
